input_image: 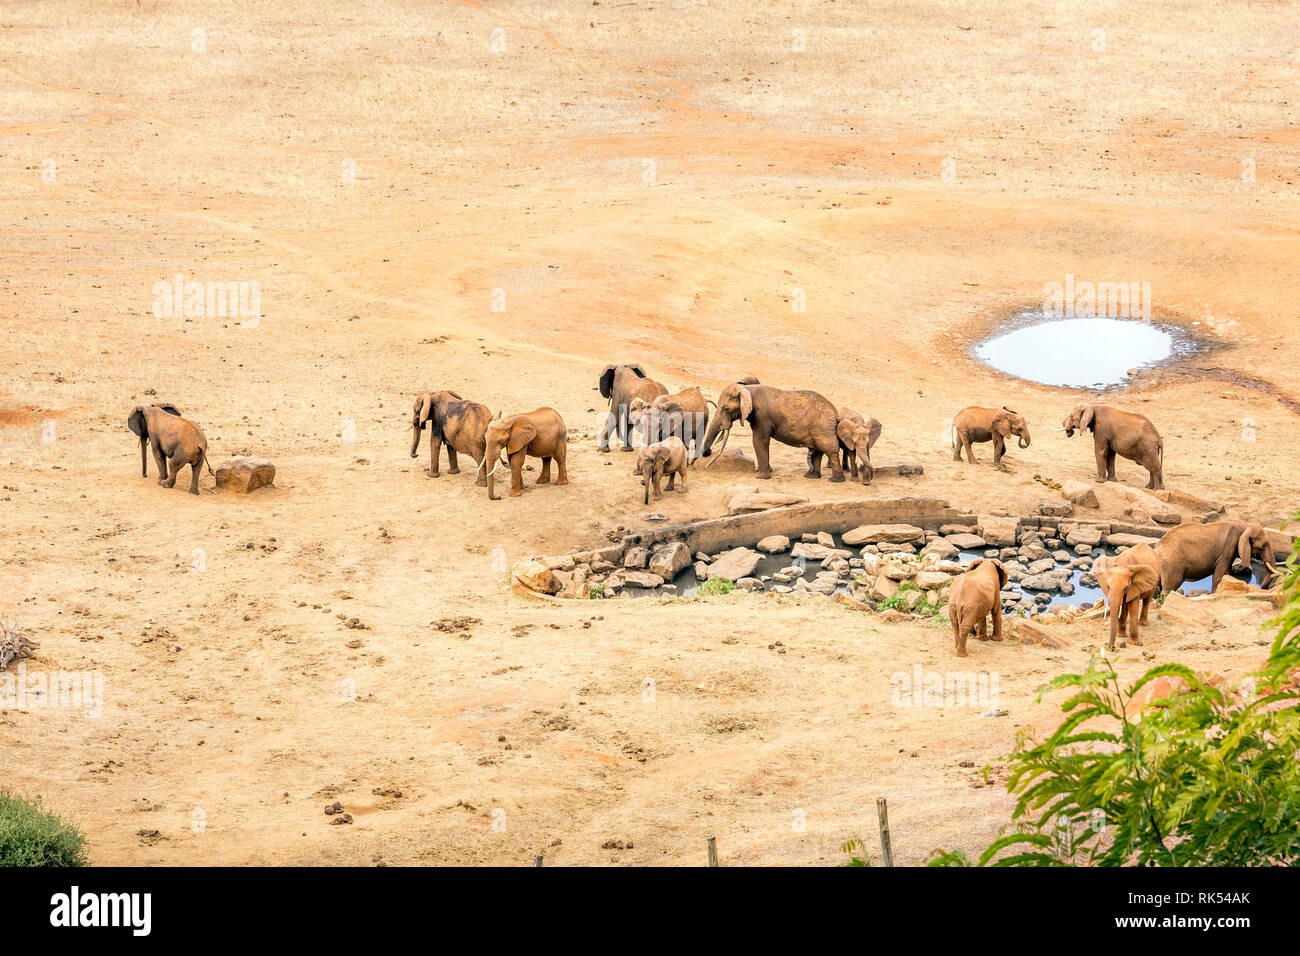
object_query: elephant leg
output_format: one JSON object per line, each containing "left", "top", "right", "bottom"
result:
{"left": 1146, "top": 460, "right": 1162, "bottom": 491}
{"left": 826, "top": 440, "right": 845, "bottom": 482}
{"left": 554, "top": 440, "right": 569, "bottom": 486}
{"left": 189, "top": 460, "right": 201, "bottom": 495}
{"left": 993, "top": 436, "right": 1007, "bottom": 470}
{"left": 473, "top": 441, "right": 488, "bottom": 486}
{"left": 651, "top": 471, "right": 663, "bottom": 500}
{"left": 805, "top": 449, "right": 823, "bottom": 479}
{"left": 1105, "top": 449, "right": 1118, "bottom": 482}
{"left": 952, "top": 437, "right": 963, "bottom": 463}
{"left": 428, "top": 436, "right": 442, "bottom": 477}
{"left": 753, "top": 432, "right": 773, "bottom": 480}
{"left": 991, "top": 604, "right": 1003, "bottom": 641}
{"left": 1127, "top": 602, "right": 1142, "bottom": 644}
{"left": 163, "top": 456, "right": 181, "bottom": 488}
{"left": 151, "top": 441, "right": 168, "bottom": 483}
{"left": 446, "top": 444, "right": 460, "bottom": 474}
{"left": 1139, "top": 595, "right": 1152, "bottom": 626}
{"left": 509, "top": 453, "right": 525, "bottom": 496}
{"left": 1094, "top": 443, "right": 1110, "bottom": 481}
{"left": 598, "top": 409, "right": 614, "bottom": 453}
{"left": 665, "top": 470, "right": 676, "bottom": 491}
{"left": 977, "top": 614, "right": 988, "bottom": 641}
{"left": 965, "top": 439, "right": 977, "bottom": 464}
{"left": 676, "top": 468, "right": 687, "bottom": 493}
{"left": 1211, "top": 558, "right": 1230, "bottom": 592}
{"left": 538, "top": 456, "right": 552, "bottom": 484}
{"left": 618, "top": 404, "right": 633, "bottom": 452}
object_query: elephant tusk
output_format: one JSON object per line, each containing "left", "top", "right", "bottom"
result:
{"left": 1048, "top": 426, "right": 1066, "bottom": 432}
{"left": 702, "top": 426, "right": 730, "bottom": 468}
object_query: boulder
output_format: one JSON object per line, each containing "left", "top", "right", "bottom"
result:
{"left": 940, "top": 523, "right": 979, "bottom": 536}
{"left": 1038, "top": 501, "right": 1074, "bottom": 517}
{"left": 648, "top": 542, "right": 691, "bottom": 580}
{"left": 704, "top": 448, "right": 757, "bottom": 473}
{"left": 1065, "top": 526, "right": 1104, "bottom": 548}
{"left": 791, "top": 542, "right": 834, "bottom": 562}
{"left": 1158, "top": 591, "right": 1219, "bottom": 629}
{"left": 705, "top": 547, "right": 763, "bottom": 582}
{"left": 1062, "top": 479, "right": 1100, "bottom": 510}
{"left": 727, "top": 493, "right": 808, "bottom": 514}
{"left": 943, "top": 532, "right": 987, "bottom": 550}
{"left": 915, "top": 570, "right": 952, "bottom": 590}
{"left": 842, "top": 524, "right": 925, "bottom": 546}
{"left": 1105, "top": 532, "right": 1161, "bottom": 549}
{"left": 512, "top": 558, "right": 560, "bottom": 595}
{"left": 545, "top": 554, "right": 577, "bottom": 572}
{"left": 623, "top": 547, "right": 650, "bottom": 569}
{"left": 622, "top": 570, "right": 665, "bottom": 589}
{"left": 921, "top": 539, "right": 959, "bottom": 561}
{"left": 736, "top": 577, "right": 764, "bottom": 592}
{"left": 870, "top": 575, "right": 899, "bottom": 602}
{"left": 1121, "top": 487, "right": 1182, "bottom": 525}
{"left": 1010, "top": 618, "right": 1071, "bottom": 649}
{"left": 215, "top": 457, "right": 275, "bottom": 493}
{"left": 978, "top": 516, "right": 1020, "bottom": 548}
{"left": 756, "top": 535, "right": 791, "bottom": 554}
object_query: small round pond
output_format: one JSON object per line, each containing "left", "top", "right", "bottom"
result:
{"left": 973, "top": 313, "right": 1200, "bottom": 388}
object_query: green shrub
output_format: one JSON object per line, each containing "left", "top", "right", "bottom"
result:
{"left": 930, "top": 515, "right": 1300, "bottom": 867}
{"left": 0, "top": 790, "right": 88, "bottom": 866}
{"left": 697, "top": 578, "right": 735, "bottom": 597}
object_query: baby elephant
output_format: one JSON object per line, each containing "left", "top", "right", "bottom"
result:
{"left": 636, "top": 437, "right": 688, "bottom": 505}
{"left": 128, "top": 403, "right": 213, "bottom": 495}
{"left": 952, "top": 406, "right": 1031, "bottom": 470}
{"left": 1094, "top": 544, "right": 1161, "bottom": 650}
{"left": 948, "top": 558, "right": 1007, "bottom": 657}
{"left": 483, "top": 407, "right": 568, "bottom": 500}
{"left": 835, "top": 407, "right": 882, "bottom": 484}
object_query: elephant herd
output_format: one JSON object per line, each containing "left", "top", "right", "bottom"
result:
{"left": 948, "top": 520, "right": 1280, "bottom": 658}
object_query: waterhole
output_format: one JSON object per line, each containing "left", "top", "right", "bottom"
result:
{"left": 974, "top": 314, "right": 1201, "bottom": 389}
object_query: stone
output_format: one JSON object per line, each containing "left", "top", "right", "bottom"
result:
{"left": 816, "top": 531, "right": 835, "bottom": 549}
{"left": 872, "top": 460, "right": 925, "bottom": 477}
{"left": 591, "top": 558, "right": 617, "bottom": 574}
{"left": 1052, "top": 550, "right": 1071, "bottom": 563}
{"left": 622, "top": 570, "right": 665, "bottom": 588}
{"left": 842, "top": 524, "right": 926, "bottom": 546}
{"left": 877, "top": 542, "right": 916, "bottom": 554}
{"left": 512, "top": 558, "right": 560, "bottom": 594}
{"left": 1074, "top": 543, "right": 1094, "bottom": 556}
{"left": 871, "top": 575, "right": 899, "bottom": 602}
{"left": 693, "top": 561, "right": 711, "bottom": 579}
{"left": 1019, "top": 545, "right": 1052, "bottom": 562}
{"left": 835, "top": 593, "right": 872, "bottom": 612}
{"left": 915, "top": 570, "right": 952, "bottom": 590}
{"left": 214, "top": 457, "right": 275, "bottom": 493}
{"left": 1158, "top": 591, "right": 1218, "bottom": 629}
{"left": 824, "top": 557, "right": 850, "bottom": 573}
{"left": 705, "top": 547, "right": 763, "bottom": 582}
{"left": 791, "top": 542, "right": 833, "bottom": 562}
{"left": 1120, "top": 487, "right": 1182, "bottom": 525}
{"left": 736, "top": 577, "right": 763, "bottom": 591}
{"left": 756, "top": 535, "right": 791, "bottom": 554}
{"left": 1105, "top": 532, "right": 1161, "bottom": 549}
{"left": 979, "top": 516, "right": 1020, "bottom": 547}
{"left": 545, "top": 554, "right": 576, "bottom": 572}
{"left": 881, "top": 564, "right": 914, "bottom": 582}
{"left": 808, "top": 578, "right": 838, "bottom": 595}
{"left": 1026, "top": 558, "right": 1056, "bottom": 575}
{"left": 728, "top": 493, "right": 808, "bottom": 514}
{"left": 943, "top": 532, "right": 987, "bottom": 550}
{"left": 704, "top": 448, "right": 756, "bottom": 473}
{"left": 1065, "top": 526, "right": 1104, "bottom": 548}
{"left": 904, "top": 589, "right": 926, "bottom": 611}
{"left": 1011, "top": 618, "right": 1071, "bottom": 649}
{"left": 694, "top": 551, "right": 712, "bottom": 563}
{"left": 623, "top": 547, "right": 650, "bottom": 569}
{"left": 1038, "top": 501, "right": 1073, "bottom": 517}
{"left": 648, "top": 542, "right": 691, "bottom": 580}
{"left": 921, "top": 539, "right": 958, "bottom": 561}
{"left": 940, "top": 523, "right": 979, "bottom": 536}
{"left": 1020, "top": 573, "right": 1061, "bottom": 592}
{"left": 1061, "top": 479, "right": 1100, "bottom": 510}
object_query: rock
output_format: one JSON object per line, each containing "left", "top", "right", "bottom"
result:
{"left": 693, "top": 560, "right": 711, "bottom": 579}
{"left": 736, "top": 577, "right": 763, "bottom": 592}
{"left": 816, "top": 531, "right": 835, "bottom": 549}
{"left": 643, "top": 512, "right": 669, "bottom": 522}
{"left": 842, "top": 524, "right": 925, "bottom": 546}
{"left": 756, "top": 535, "right": 791, "bottom": 554}
{"left": 694, "top": 551, "right": 712, "bottom": 563}
{"left": 622, "top": 570, "right": 665, "bottom": 588}
{"left": 921, "top": 539, "right": 958, "bottom": 560}
{"left": 1052, "top": 550, "right": 1071, "bottom": 563}
{"left": 904, "top": 589, "right": 926, "bottom": 611}
{"left": 1025, "top": 558, "right": 1056, "bottom": 575}
{"left": 512, "top": 559, "right": 560, "bottom": 594}
{"left": 824, "top": 557, "right": 850, "bottom": 573}
{"left": 877, "top": 542, "right": 916, "bottom": 554}
{"left": 943, "top": 532, "right": 987, "bottom": 550}
{"left": 791, "top": 542, "right": 840, "bottom": 562}
{"left": 940, "top": 523, "right": 979, "bottom": 536}
{"left": 870, "top": 575, "right": 899, "bottom": 602}
{"left": 1120, "top": 487, "right": 1182, "bottom": 525}
{"left": 1065, "top": 526, "right": 1104, "bottom": 548}
{"left": 214, "top": 457, "right": 275, "bottom": 493}
{"left": 1062, "top": 479, "right": 1100, "bottom": 509}
{"left": 1019, "top": 545, "right": 1052, "bottom": 562}
{"left": 705, "top": 547, "right": 763, "bottom": 582}
{"left": 1105, "top": 532, "right": 1161, "bottom": 549}
{"left": 859, "top": 552, "right": 881, "bottom": 574}
{"left": 545, "top": 554, "right": 577, "bottom": 572}
{"left": 1038, "top": 501, "right": 1073, "bottom": 517}
{"left": 1020, "top": 573, "right": 1061, "bottom": 592}
{"left": 1128, "top": 675, "right": 1189, "bottom": 714}
{"left": 978, "top": 516, "right": 1020, "bottom": 547}
{"left": 1011, "top": 618, "right": 1071, "bottom": 649}
{"left": 648, "top": 542, "right": 691, "bottom": 580}
{"left": 808, "top": 578, "right": 838, "bottom": 595}
{"left": 1074, "top": 543, "right": 1094, "bottom": 556}
{"left": 881, "top": 564, "right": 914, "bottom": 581}
{"left": 623, "top": 547, "right": 650, "bottom": 569}
{"left": 872, "top": 460, "right": 925, "bottom": 477}
{"left": 1079, "top": 572, "right": 1098, "bottom": 588}
{"left": 704, "top": 448, "right": 756, "bottom": 473}
{"left": 915, "top": 570, "right": 952, "bottom": 590}
{"left": 728, "top": 493, "right": 808, "bottom": 514}
{"left": 1158, "top": 591, "right": 1219, "bottom": 629}
{"left": 835, "top": 593, "right": 872, "bottom": 612}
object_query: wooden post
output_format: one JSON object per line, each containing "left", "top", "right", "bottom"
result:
{"left": 877, "top": 797, "right": 894, "bottom": 867}
{"left": 534, "top": 855, "right": 544, "bottom": 867}
{"left": 706, "top": 835, "right": 718, "bottom": 867}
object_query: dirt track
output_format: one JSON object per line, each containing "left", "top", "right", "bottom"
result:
{"left": 1, "top": 1, "right": 1298, "bottom": 865}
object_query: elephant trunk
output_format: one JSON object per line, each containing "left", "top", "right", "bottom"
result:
{"left": 644, "top": 467, "right": 650, "bottom": 506}
{"left": 486, "top": 443, "right": 501, "bottom": 500}
{"left": 140, "top": 436, "right": 147, "bottom": 477}
{"left": 410, "top": 421, "right": 422, "bottom": 458}
{"left": 1018, "top": 429, "right": 1030, "bottom": 449}
{"left": 701, "top": 412, "right": 731, "bottom": 466}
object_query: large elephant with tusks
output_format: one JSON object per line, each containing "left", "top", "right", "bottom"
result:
{"left": 701, "top": 378, "right": 845, "bottom": 481}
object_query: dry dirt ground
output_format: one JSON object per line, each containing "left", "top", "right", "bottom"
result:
{"left": 1, "top": 1, "right": 1298, "bottom": 865}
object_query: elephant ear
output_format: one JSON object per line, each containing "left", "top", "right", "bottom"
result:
{"left": 128, "top": 406, "right": 147, "bottom": 438}
{"left": 836, "top": 419, "right": 856, "bottom": 450}
{"left": 626, "top": 364, "right": 647, "bottom": 378}
{"left": 737, "top": 386, "right": 753, "bottom": 422}
{"left": 1129, "top": 564, "right": 1158, "bottom": 596}
{"left": 598, "top": 366, "right": 617, "bottom": 399}
{"left": 866, "top": 418, "right": 882, "bottom": 450}
{"left": 992, "top": 559, "right": 1008, "bottom": 589}
{"left": 659, "top": 400, "right": 684, "bottom": 418}
{"left": 1238, "top": 528, "right": 1257, "bottom": 568}
{"left": 507, "top": 419, "right": 538, "bottom": 455}
{"left": 415, "top": 394, "right": 434, "bottom": 429}
{"left": 1079, "top": 404, "right": 1096, "bottom": 430}
{"left": 737, "top": 375, "right": 761, "bottom": 386}
{"left": 992, "top": 412, "right": 1012, "bottom": 438}
{"left": 156, "top": 403, "right": 182, "bottom": 417}
{"left": 1094, "top": 555, "right": 1112, "bottom": 594}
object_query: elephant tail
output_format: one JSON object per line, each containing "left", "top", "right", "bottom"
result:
{"left": 949, "top": 421, "right": 957, "bottom": 450}
{"left": 202, "top": 447, "right": 215, "bottom": 476}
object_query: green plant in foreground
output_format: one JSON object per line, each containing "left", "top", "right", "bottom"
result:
{"left": 930, "top": 516, "right": 1300, "bottom": 867}
{"left": 588, "top": 581, "right": 605, "bottom": 599}
{"left": 697, "top": 578, "right": 735, "bottom": 597}
{"left": 839, "top": 838, "right": 872, "bottom": 867}
{"left": 0, "top": 790, "right": 88, "bottom": 866}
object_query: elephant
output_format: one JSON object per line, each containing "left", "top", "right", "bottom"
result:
{"left": 948, "top": 559, "right": 1007, "bottom": 657}
{"left": 701, "top": 380, "right": 845, "bottom": 482}
{"left": 627, "top": 387, "right": 715, "bottom": 462}
{"left": 1154, "top": 521, "right": 1280, "bottom": 593}
{"left": 410, "top": 390, "right": 494, "bottom": 486}
{"left": 1094, "top": 544, "right": 1161, "bottom": 650}
{"left": 635, "top": 437, "right": 688, "bottom": 505}
{"left": 952, "top": 406, "right": 1030, "bottom": 470}
{"left": 483, "top": 407, "right": 569, "bottom": 500}
{"left": 598, "top": 364, "right": 667, "bottom": 453}
{"left": 830, "top": 407, "right": 882, "bottom": 484}
{"left": 128, "top": 403, "right": 213, "bottom": 495}
{"left": 1060, "top": 402, "right": 1164, "bottom": 490}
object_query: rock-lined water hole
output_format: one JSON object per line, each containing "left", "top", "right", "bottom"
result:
{"left": 974, "top": 313, "right": 1205, "bottom": 389}
{"left": 616, "top": 526, "right": 1269, "bottom": 614}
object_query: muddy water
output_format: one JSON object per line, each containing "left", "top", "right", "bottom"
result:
{"left": 973, "top": 314, "right": 1199, "bottom": 388}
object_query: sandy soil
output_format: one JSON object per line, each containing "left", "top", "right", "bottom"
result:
{"left": 1, "top": 0, "right": 1297, "bottom": 865}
